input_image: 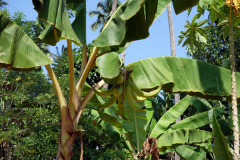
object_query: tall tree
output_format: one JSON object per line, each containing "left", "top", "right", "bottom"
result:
{"left": 167, "top": 3, "right": 180, "bottom": 160}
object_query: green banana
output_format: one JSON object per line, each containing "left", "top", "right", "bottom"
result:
{"left": 118, "top": 95, "right": 128, "bottom": 120}
{"left": 126, "top": 83, "right": 145, "bottom": 111}
{"left": 116, "top": 73, "right": 124, "bottom": 84}
{"left": 131, "top": 80, "right": 161, "bottom": 98}
{"left": 99, "top": 95, "right": 118, "bottom": 109}
{"left": 94, "top": 84, "right": 116, "bottom": 97}
{"left": 114, "top": 84, "right": 123, "bottom": 97}
{"left": 131, "top": 89, "right": 147, "bottom": 102}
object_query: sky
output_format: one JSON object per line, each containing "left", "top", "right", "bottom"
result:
{"left": 5, "top": 0, "right": 208, "bottom": 72}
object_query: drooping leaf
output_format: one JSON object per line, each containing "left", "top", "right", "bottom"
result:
{"left": 192, "top": 97, "right": 212, "bottom": 112}
{"left": 212, "top": 112, "right": 233, "bottom": 160}
{"left": 67, "top": 0, "right": 86, "bottom": 45}
{"left": 91, "top": 109, "right": 121, "bottom": 142}
{"left": 158, "top": 129, "right": 212, "bottom": 152}
{"left": 150, "top": 96, "right": 193, "bottom": 137}
{"left": 217, "top": 119, "right": 232, "bottom": 136}
{"left": 100, "top": 120, "right": 121, "bottom": 142}
{"left": 172, "top": 0, "right": 199, "bottom": 15}
{"left": 0, "top": 12, "right": 52, "bottom": 70}
{"left": 32, "top": 0, "right": 81, "bottom": 46}
{"left": 99, "top": 107, "right": 122, "bottom": 130}
{"left": 175, "top": 145, "right": 208, "bottom": 160}
{"left": 122, "top": 100, "right": 148, "bottom": 153}
{"left": 120, "top": 0, "right": 145, "bottom": 20}
{"left": 125, "top": 57, "right": 240, "bottom": 102}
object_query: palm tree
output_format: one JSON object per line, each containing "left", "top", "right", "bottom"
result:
{"left": 167, "top": 3, "right": 181, "bottom": 160}
{"left": 89, "top": 0, "right": 121, "bottom": 32}
{"left": 0, "top": 0, "right": 7, "bottom": 8}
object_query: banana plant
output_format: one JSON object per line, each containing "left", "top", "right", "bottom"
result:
{"left": 179, "top": 0, "right": 240, "bottom": 158}
{"left": 1, "top": 0, "right": 240, "bottom": 159}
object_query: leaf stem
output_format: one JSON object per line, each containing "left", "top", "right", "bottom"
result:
{"left": 45, "top": 64, "right": 67, "bottom": 110}
{"left": 76, "top": 47, "right": 99, "bottom": 99}
{"left": 73, "top": 79, "right": 105, "bottom": 129}
{"left": 67, "top": 39, "right": 78, "bottom": 119}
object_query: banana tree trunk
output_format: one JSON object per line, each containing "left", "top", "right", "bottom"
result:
{"left": 167, "top": 3, "right": 181, "bottom": 160}
{"left": 229, "top": 22, "right": 239, "bottom": 160}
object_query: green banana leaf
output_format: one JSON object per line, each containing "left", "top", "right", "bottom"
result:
{"left": 144, "top": 99, "right": 154, "bottom": 136}
{"left": 0, "top": 12, "right": 52, "bottom": 70}
{"left": 92, "top": 0, "right": 168, "bottom": 50}
{"left": 172, "top": 0, "right": 199, "bottom": 15}
{"left": 125, "top": 57, "right": 240, "bottom": 102}
{"left": 175, "top": 145, "right": 208, "bottom": 160}
{"left": 217, "top": 119, "right": 232, "bottom": 136}
{"left": 158, "top": 129, "right": 212, "bottom": 152}
{"left": 122, "top": 100, "right": 148, "bottom": 153}
{"left": 150, "top": 95, "right": 193, "bottom": 137}
{"left": 145, "top": 99, "right": 154, "bottom": 125}
{"left": 171, "top": 108, "right": 224, "bottom": 130}
{"left": 91, "top": 109, "right": 121, "bottom": 142}
{"left": 212, "top": 112, "right": 233, "bottom": 160}
{"left": 192, "top": 97, "right": 212, "bottom": 112}
{"left": 99, "top": 107, "right": 122, "bottom": 130}
{"left": 67, "top": 0, "right": 86, "bottom": 45}
{"left": 96, "top": 52, "right": 122, "bottom": 84}
{"left": 32, "top": 0, "right": 81, "bottom": 46}
{"left": 196, "top": 139, "right": 213, "bottom": 153}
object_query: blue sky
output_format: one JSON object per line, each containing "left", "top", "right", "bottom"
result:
{"left": 5, "top": 0, "right": 208, "bottom": 67}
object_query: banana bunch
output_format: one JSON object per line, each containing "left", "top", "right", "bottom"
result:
{"left": 94, "top": 73, "right": 161, "bottom": 120}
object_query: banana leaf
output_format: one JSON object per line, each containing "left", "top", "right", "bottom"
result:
{"left": 0, "top": 12, "right": 52, "bottom": 70}
{"left": 175, "top": 145, "right": 208, "bottom": 160}
{"left": 91, "top": 109, "right": 121, "bottom": 142}
{"left": 150, "top": 95, "right": 193, "bottom": 137}
{"left": 172, "top": 0, "right": 200, "bottom": 15}
{"left": 122, "top": 100, "right": 148, "bottom": 153}
{"left": 96, "top": 52, "right": 122, "bottom": 84}
{"left": 67, "top": 0, "right": 86, "bottom": 45}
{"left": 212, "top": 112, "right": 233, "bottom": 160}
{"left": 92, "top": 0, "right": 167, "bottom": 50}
{"left": 125, "top": 57, "right": 240, "bottom": 102}
{"left": 158, "top": 129, "right": 212, "bottom": 152}
{"left": 99, "top": 107, "right": 122, "bottom": 130}
{"left": 171, "top": 108, "right": 224, "bottom": 130}
{"left": 192, "top": 97, "right": 212, "bottom": 112}
{"left": 32, "top": 0, "right": 81, "bottom": 46}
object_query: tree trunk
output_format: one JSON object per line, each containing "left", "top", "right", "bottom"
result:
{"left": 111, "top": 0, "right": 118, "bottom": 16}
{"left": 229, "top": 22, "right": 239, "bottom": 160}
{"left": 167, "top": 3, "right": 181, "bottom": 160}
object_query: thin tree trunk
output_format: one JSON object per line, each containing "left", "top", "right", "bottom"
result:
{"left": 229, "top": 22, "right": 239, "bottom": 160}
{"left": 111, "top": 0, "right": 117, "bottom": 16}
{"left": 167, "top": 3, "right": 181, "bottom": 160}
{"left": 121, "top": 50, "right": 125, "bottom": 63}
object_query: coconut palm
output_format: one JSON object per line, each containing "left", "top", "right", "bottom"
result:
{"left": 0, "top": 0, "right": 7, "bottom": 8}
{"left": 89, "top": 0, "right": 121, "bottom": 32}
{"left": 167, "top": 4, "right": 181, "bottom": 159}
